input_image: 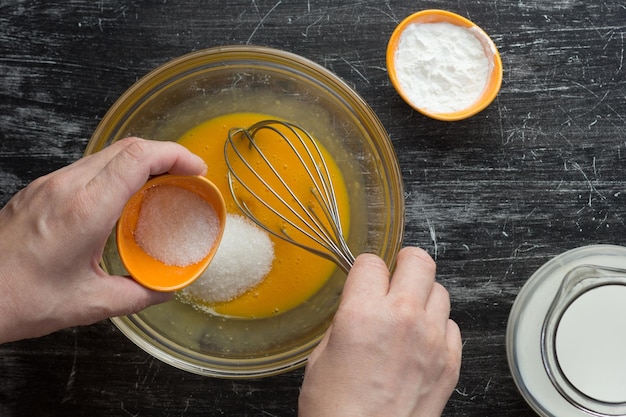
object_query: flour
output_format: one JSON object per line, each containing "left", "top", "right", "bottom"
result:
{"left": 394, "top": 22, "right": 490, "bottom": 114}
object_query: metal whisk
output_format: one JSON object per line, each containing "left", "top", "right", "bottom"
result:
{"left": 224, "top": 120, "right": 355, "bottom": 274}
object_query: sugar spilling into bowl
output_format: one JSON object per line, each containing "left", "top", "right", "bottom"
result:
{"left": 180, "top": 214, "right": 275, "bottom": 304}
{"left": 135, "top": 184, "right": 220, "bottom": 266}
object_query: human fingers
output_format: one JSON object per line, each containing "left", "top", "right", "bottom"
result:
{"left": 446, "top": 319, "right": 463, "bottom": 387}
{"left": 446, "top": 319, "right": 463, "bottom": 356}
{"left": 85, "top": 138, "right": 207, "bottom": 216}
{"left": 76, "top": 274, "right": 173, "bottom": 325}
{"left": 340, "top": 253, "right": 391, "bottom": 303}
{"left": 50, "top": 137, "right": 158, "bottom": 180}
{"left": 425, "top": 282, "right": 452, "bottom": 328}
{"left": 388, "top": 247, "right": 437, "bottom": 306}
{"left": 49, "top": 138, "right": 207, "bottom": 195}
{"left": 442, "top": 319, "right": 463, "bottom": 392}
{"left": 99, "top": 137, "right": 207, "bottom": 190}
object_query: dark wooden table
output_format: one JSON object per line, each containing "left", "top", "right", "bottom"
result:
{"left": 2, "top": 1, "right": 626, "bottom": 416}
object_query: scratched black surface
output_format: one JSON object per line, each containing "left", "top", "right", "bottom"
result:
{"left": 2, "top": 1, "right": 626, "bottom": 416}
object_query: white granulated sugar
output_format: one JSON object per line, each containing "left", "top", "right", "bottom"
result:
{"left": 394, "top": 22, "right": 490, "bottom": 114}
{"left": 182, "top": 214, "right": 275, "bottom": 303}
{"left": 134, "top": 184, "right": 220, "bottom": 267}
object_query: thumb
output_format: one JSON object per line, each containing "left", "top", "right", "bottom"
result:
{"left": 87, "top": 275, "right": 173, "bottom": 320}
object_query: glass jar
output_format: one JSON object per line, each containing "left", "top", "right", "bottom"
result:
{"left": 507, "top": 245, "right": 626, "bottom": 416}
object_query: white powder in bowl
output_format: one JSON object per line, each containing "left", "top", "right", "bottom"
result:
{"left": 134, "top": 184, "right": 220, "bottom": 267}
{"left": 394, "top": 22, "right": 490, "bottom": 114}
{"left": 181, "top": 214, "right": 275, "bottom": 303}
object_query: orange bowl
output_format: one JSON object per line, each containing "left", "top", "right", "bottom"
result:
{"left": 116, "top": 175, "right": 226, "bottom": 291}
{"left": 387, "top": 9, "right": 503, "bottom": 121}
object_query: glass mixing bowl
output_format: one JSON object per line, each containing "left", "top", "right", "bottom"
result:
{"left": 86, "top": 45, "right": 405, "bottom": 378}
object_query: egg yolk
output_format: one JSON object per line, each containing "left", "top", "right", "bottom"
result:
{"left": 177, "top": 113, "right": 350, "bottom": 318}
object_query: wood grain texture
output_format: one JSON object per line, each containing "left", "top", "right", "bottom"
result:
{"left": 2, "top": 0, "right": 626, "bottom": 415}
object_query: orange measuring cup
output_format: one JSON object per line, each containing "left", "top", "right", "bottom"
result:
{"left": 116, "top": 174, "right": 226, "bottom": 292}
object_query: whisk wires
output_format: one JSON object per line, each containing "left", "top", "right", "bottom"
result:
{"left": 224, "top": 120, "right": 355, "bottom": 273}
